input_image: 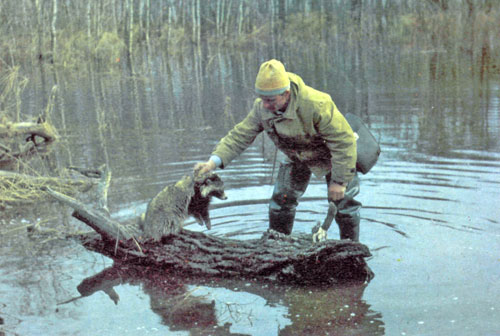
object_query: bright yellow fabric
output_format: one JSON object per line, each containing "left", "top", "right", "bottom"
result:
{"left": 255, "top": 59, "right": 291, "bottom": 96}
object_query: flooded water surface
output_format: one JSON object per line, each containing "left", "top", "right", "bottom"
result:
{"left": 1, "top": 28, "right": 500, "bottom": 336}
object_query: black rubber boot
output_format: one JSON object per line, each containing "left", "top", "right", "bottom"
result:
{"left": 336, "top": 211, "right": 361, "bottom": 241}
{"left": 327, "top": 173, "right": 362, "bottom": 241}
{"left": 269, "top": 211, "right": 296, "bottom": 235}
{"left": 269, "top": 161, "right": 311, "bottom": 235}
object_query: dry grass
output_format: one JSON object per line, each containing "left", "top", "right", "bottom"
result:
{"left": 0, "top": 168, "right": 95, "bottom": 209}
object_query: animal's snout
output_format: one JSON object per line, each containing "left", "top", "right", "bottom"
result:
{"left": 216, "top": 191, "right": 228, "bottom": 200}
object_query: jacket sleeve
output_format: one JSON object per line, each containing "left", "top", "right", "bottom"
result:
{"left": 211, "top": 101, "right": 264, "bottom": 168}
{"left": 314, "top": 100, "right": 357, "bottom": 183}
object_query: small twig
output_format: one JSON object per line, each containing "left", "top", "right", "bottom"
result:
{"left": 67, "top": 166, "right": 102, "bottom": 178}
{"left": 0, "top": 142, "right": 11, "bottom": 153}
{"left": 114, "top": 229, "right": 120, "bottom": 256}
{"left": 131, "top": 236, "right": 143, "bottom": 254}
{"left": 0, "top": 224, "right": 33, "bottom": 235}
{"left": 39, "top": 236, "right": 59, "bottom": 245}
{"left": 58, "top": 296, "right": 83, "bottom": 305}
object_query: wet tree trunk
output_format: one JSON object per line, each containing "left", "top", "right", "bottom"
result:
{"left": 46, "top": 167, "right": 373, "bottom": 285}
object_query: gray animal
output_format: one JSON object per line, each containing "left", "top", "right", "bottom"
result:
{"left": 141, "top": 172, "right": 227, "bottom": 241}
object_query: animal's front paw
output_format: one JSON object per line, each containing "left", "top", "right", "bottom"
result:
{"left": 195, "top": 216, "right": 204, "bottom": 226}
{"left": 204, "top": 219, "right": 212, "bottom": 230}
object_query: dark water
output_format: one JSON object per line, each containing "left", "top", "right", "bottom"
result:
{"left": 1, "top": 47, "right": 499, "bottom": 335}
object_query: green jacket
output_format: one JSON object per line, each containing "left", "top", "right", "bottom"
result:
{"left": 212, "top": 73, "right": 357, "bottom": 183}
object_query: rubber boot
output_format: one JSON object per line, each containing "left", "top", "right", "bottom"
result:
{"left": 336, "top": 211, "right": 360, "bottom": 241}
{"left": 327, "top": 173, "right": 362, "bottom": 242}
{"left": 269, "top": 211, "right": 295, "bottom": 235}
{"left": 269, "top": 161, "right": 311, "bottom": 235}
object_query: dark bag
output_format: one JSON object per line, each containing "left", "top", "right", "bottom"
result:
{"left": 344, "top": 113, "right": 381, "bottom": 174}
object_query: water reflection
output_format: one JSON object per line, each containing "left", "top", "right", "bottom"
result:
{"left": 63, "top": 264, "right": 384, "bottom": 335}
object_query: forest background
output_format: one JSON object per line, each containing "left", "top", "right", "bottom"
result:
{"left": 1, "top": 0, "right": 498, "bottom": 122}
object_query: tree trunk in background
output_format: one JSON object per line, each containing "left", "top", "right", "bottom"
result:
{"left": 237, "top": 0, "right": 244, "bottom": 36}
{"left": 145, "top": 0, "right": 151, "bottom": 52}
{"left": 111, "top": 0, "right": 118, "bottom": 33}
{"left": 128, "top": 0, "right": 134, "bottom": 74}
{"left": 191, "top": 0, "right": 201, "bottom": 45}
{"left": 32, "top": 0, "right": 48, "bottom": 108}
{"left": 224, "top": 0, "right": 232, "bottom": 37}
{"left": 278, "top": 0, "right": 285, "bottom": 30}
{"left": 33, "top": 0, "right": 43, "bottom": 62}
{"left": 216, "top": 0, "right": 221, "bottom": 37}
{"left": 50, "top": 0, "right": 58, "bottom": 64}
{"left": 270, "top": 0, "right": 276, "bottom": 56}
{"left": 86, "top": 1, "right": 92, "bottom": 60}
{"left": 123, "top": 0, "right": 134, "bottom": 75}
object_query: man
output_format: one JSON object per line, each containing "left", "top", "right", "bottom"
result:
{"left": 195, "top": 59, "right": 361, "bottom": 241}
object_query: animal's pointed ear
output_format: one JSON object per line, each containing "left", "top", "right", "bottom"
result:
{"left": 194, "top": 170, "right": 209, "bottom": 183}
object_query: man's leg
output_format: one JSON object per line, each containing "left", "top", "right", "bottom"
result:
{"left": 269, "top": 161, "right": 311, "bottom": 234}
{"left": 326, "top": 173, "right": 362, "bottom": 241}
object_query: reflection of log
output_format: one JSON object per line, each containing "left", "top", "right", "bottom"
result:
{"left": 0, "top": 119, "right": 58, "bottom": 169}
{"left": 47, "top": 166, "right": 373, "bottom": 285}
{"left": 67, "top": 266, "right": 225, "bottom": 333}
{"left": 65, "top": 264, "right": 383, "bottom": 335}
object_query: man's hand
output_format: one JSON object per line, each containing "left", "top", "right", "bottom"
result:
{"left": 194, "top": 160, "right": 216, "bottom": 175}
{"left": 328, "top": 182, "right": 346, "bottom": 201}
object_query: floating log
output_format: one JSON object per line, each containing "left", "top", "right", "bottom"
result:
{"left": 82, "top": 228, "right": 373, "bottom": 285}
{"left": 46, "top": 166, "right": 373, "bottom": 285}
{"left": 0, "top": 119, "right": 58, "bottom": 169}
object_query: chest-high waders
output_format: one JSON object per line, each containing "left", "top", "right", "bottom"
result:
{"left": 269, "top": 160, "right": 361, "bottom": 241}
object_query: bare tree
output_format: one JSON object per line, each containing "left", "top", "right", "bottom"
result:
{"left": 50, "top": 0, "right": 58, "bottom": 64}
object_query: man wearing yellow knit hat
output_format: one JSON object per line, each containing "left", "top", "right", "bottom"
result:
{"left": 195, "top": 59, "right": 361, "bottom": 241}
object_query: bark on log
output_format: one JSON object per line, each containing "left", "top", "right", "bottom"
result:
{"left": 46, "top": 166, "right": 374, "bottom": 285}
{"left": 83, "top": 229, "right": 372, "bottom": 284}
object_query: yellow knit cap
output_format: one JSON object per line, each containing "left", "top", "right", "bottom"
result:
{"left": 255, "top": 59, "right": 290, "bottom": 96}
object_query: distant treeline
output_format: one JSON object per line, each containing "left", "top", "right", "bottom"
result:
{"left": 0, "top": 0, "right": 498, "bottom": 72}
